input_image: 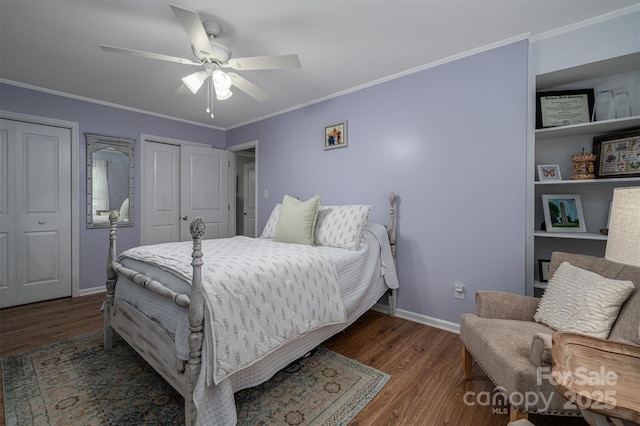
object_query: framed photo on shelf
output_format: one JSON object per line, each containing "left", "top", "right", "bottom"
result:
{"left": 536, "top": 89, "right": 594, "bottom": 129}
{"left": 324, "top": 121, "right": 348, "bottom": 150}
{"left": 538, "top": 259, "right": 551, "bottom": 283}
{"left": 537, "top": 164, "right": 562, "bottom": 181}
{"left": 541, "top": 194, "right": 586, "bottom": 233}
{"left": 592, "top": 128, "right": 640, "bottom": 178}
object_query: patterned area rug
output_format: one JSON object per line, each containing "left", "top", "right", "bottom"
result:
{"left": 1, "top": 332, "right": 389, "bottom": 425}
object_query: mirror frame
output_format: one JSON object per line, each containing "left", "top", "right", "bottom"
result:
{"left": 86, "top": 133, "right": 135, "bottom": 229}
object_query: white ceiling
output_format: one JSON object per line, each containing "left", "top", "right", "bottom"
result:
{"left": 1, "top": 1, "right": 638, "bottom": 130}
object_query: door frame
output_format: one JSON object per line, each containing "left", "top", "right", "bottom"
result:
{"left": 140, "top": 134, "right": 229, "bottom": 243}
{"left": 0, "top": 110, "right": 80, "bottom": 297}
{"left": 228, "top": 140, "right": 258, "bottom": 237}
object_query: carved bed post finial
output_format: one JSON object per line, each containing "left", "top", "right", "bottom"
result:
{"left": 185, "top": 217, "right": 206, "bottom": 425}
{"left": 104, "top": 210, "right": 121, "bottom": 349}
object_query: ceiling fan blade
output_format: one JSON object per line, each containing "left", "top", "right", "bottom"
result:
{"left": 99, "top": 45, "right": 201, "bottom": 66}
{"left": 223, "top": 54, "right": 301, "bottom": 71}
{"left": 227, "top": 73, "right": 269, "bottom": 102}
{"left": 169, "top": 4, "right": 214, "bottom": 57}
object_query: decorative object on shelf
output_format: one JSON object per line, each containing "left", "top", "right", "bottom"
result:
{"left": 536, "top": 89, "right": 595, "bottom": 129}
{"left": 541, "top": 194, "right": 587, "bottom": 233}
{"left": 614, "top": 90, "right": 631, "bottom": 118}
{"left": 537, "top": 164, "right": 562, "bottom": 181}
{"left": 538, "top": 259, "right": 551, "bottom": 282}
{"left": 570, "top": 147, "right": 597, "bottom": 180}
{"left": 593, "top": 128, "right": 640, "bottom": 179}
{"left": 593, "top": 90, "right": 615, "bottom": 121}
{"left": 605, "top": 186, "right": 640, "bottom": 267}
{"left": 324, "top": 121, "right": 348, "bottom": 150}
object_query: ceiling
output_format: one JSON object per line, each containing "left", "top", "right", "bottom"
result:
{"left": 1, "top": 1, "right": 638, "bottom": 130}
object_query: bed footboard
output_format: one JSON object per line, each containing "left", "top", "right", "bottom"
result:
{"left": 104, "top": 212, "right": 206, "bottom": 426}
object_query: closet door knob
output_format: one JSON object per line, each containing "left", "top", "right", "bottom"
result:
{"left": 181, "top": 215, "right": 189, "bottom": 221}
{"left": 38, "top": 220, "right": 46, "bottom": 224}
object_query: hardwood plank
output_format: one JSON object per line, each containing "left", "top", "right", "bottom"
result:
{"left": 0, "top": 295, "right": 588, "bottom": 425}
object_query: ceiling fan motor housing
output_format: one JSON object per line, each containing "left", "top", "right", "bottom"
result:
{"left": 191, "top": 21, "right": 231, "bottom": 64}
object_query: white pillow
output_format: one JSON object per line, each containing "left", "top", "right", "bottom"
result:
{"left": 314, "top": 204, "right": 371, "bottom": 250}
{"left": 260, "top": 203, "right": 281, "bottom": 238}
{"left": 534, "top": 261, "right": 635, "bottom": 338}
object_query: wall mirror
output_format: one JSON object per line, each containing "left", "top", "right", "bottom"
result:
{"left": 86, "top": 133, "right": 135, "bottom": 228}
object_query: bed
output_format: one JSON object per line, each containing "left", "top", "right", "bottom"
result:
{"left": 103, "top": 192, "right": 399, "bottom": 425}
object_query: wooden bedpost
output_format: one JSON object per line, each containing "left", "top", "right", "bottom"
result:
{"left": 388, "top": 192, "right": 397, "bottom": 317}
{"left": 104, "top": 210, "right": 120, "bottom": 350}
{"left": 185, "top": 217, "right": 205, "bottom": 426}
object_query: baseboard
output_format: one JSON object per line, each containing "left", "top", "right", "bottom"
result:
{"left": 372, "top": 303, "right": 460, "bottom": 334}
{"left": 78, "top": 286, "right": 106, "bottom": 297}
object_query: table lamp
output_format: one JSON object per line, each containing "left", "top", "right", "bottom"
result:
{"left": 605, "top": 186, "right": 640, "bottom": 267}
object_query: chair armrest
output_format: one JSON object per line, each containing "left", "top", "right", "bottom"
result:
{"left": 475, "top": 291, "right": 539, "bottom": 321}
{"left": 531, "top": 332, "right": 553, "bottom": 367}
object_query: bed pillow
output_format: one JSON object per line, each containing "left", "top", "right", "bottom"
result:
{"left": 273, "top": 195, "right": 320, "bottom": 245}
{"left": 534, "top": 261, "right": 635, "bottom": 338}
{"left": 260, "top": 203, "right": 282, "bottom": 238}
{"left": 314, "top": 204, "right": 371, "bottom": 250}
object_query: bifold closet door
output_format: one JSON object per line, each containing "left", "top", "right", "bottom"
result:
{"left": 141, "top": 140, "right": 229, "bottom": 245}
{"left": 0, "top": 119, "right": 72, "bottom": 308}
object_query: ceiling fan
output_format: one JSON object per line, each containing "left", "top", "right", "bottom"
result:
{"left": 99, "top": 4, "right": 301, "bottom": 117}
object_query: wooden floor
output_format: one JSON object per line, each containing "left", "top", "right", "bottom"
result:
{"left": 0, "top": 294, "right": 589, "bottom": 426}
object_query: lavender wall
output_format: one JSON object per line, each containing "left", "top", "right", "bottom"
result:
{"left": 0, "top": 83, "right": 225, "bottom": 291}
{"left": 0, "top": 39, "right": 528, "bottom": 325}
{"left": 227, "top": 41, "right": 529, "bottom": 325}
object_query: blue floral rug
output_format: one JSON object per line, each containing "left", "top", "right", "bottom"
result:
{"left": 1, "top": 332, "right": 389, "bottom": 425}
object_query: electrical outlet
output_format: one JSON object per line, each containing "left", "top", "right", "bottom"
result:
{"left": 454, "top": 282, "right": 466, "bottom": 300}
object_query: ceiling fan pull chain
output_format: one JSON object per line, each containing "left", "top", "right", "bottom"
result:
{"left": 209, "top": 78, "right": 214, "bottom": 118}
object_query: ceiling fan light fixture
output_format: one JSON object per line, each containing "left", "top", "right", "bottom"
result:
{"left": 182, "top": 70, "right": 208, "bottom": 94}
{"left": 212, "top": 70, "right": 232, "bottom": 91}
{"left": 215, "top": 87, "right": 233, "bottom": 101}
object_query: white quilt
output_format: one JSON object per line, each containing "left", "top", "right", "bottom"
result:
{"left": 119, "top": 237, "right": 347, "bottom": 384}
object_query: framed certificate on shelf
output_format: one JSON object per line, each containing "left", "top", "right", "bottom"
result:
{"left": 536, "top": 89, "right": 594, "bottom": 129}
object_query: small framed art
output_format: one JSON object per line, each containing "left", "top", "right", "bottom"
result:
{"left": 324, "top": 121, "right": 348, "bottom": 150}
{"left": 538, "top": 259, "right": 551, "bottom": 282}
{"left": 541, "top": 194, "right": 586, "bottom": 233}
{"left": 537, "top": 165, "right": 561, "bottom": 181}
{"left": 592, "top": 128, "right": 640, "bottom": 178}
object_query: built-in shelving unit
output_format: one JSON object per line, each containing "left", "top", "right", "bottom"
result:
{"left": 527, "top": 52, "right": 640, "bottom": 297}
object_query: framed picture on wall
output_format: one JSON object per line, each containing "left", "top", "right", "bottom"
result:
{"left": 324, "top": 121, "right": 348, "bottom": 150}
{"left": 541, "top": 194, "right": 586, "bottom": 233}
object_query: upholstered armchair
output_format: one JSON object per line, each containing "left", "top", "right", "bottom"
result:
{"left": 460, "top": 251, "right": 640, "bottom": 422}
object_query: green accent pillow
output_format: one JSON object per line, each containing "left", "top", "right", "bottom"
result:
{"left": 273, "top": 194, "right": 320, "bottom": 245}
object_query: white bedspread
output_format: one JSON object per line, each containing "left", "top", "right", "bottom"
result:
{"left": 119, "top": 237, "right": 347, "bottom": 384}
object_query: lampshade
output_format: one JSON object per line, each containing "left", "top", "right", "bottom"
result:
{"left": 214, "top": 87, "right": 233, "bottom": 100}
{"left": 211, "top": 70, "right": 233, "bottom": 100}
{"left": 605, "top": 186, "right": 640, "bottom": 267}
{"left": 212, "top": 70, "right": 232, "bottom": 91}
{"left": 182, "top": 70, "right": 208, "bottom": 94}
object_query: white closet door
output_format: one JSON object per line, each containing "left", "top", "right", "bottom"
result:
{"left": 141, "top": 141, "right": 181, "bottom": 245}
{"left": 180, "top": 144, "right": 230, "bottom": 241}
{"left": 141, "top": 139, "right": 229, "bottom": 244}
{"left": 0, "top": 119, "right": 72, "bottom": 308}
